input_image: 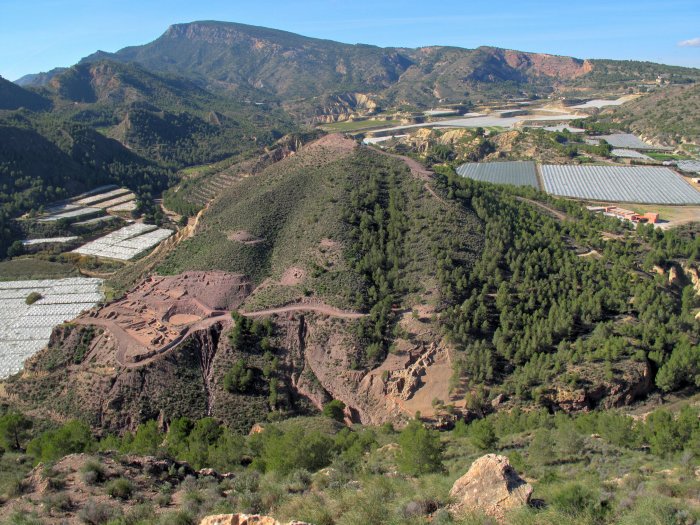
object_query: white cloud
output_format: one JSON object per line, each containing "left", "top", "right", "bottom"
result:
{"left": 678, "top": 37, "right": 700, "bottom": 47}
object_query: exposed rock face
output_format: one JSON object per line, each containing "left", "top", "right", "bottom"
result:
{"left": 449, "top": 454, "right": 532, "bottom": 521}
{"left": 199, "top": 515, "right": 311, "bottom": 525}
{"left": 502, "top": 49, "right": 593, "bottom": 79}
{"left": 302, "top": 92, "right": 379, "bottom": 123}
{"left": 684, "top": 264, "right": 700, "bottom": 296}
{"left": 547, "top": 359, "right": 653, "bottom": 412}
{"left": 384, "top": 343, "right": 440, "bottom": 401}
{"left": 669, "top": 265, "right": 681, "bottom": 286}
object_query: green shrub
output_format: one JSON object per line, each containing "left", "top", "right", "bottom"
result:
{"left": 78, "top": 499, "right": 119, "bottom": 524}
{"left": 0, "top": 411, "right": 32, "bottom": 451}
{"left": 155, "top": 492, "right": 172, "bottom": 507}
{"left": 550, "top": 482, "right": 605, "bottom": 519}
{"left": 25, "top": 292, "right": 42, "bottom": 305}
{"left": 3, "top": 511, "right": 44, "bottom": 525}
{"left": 397, "top": 419, "right": 443, "bottom": 476}
{"left": 618, "top": 496, "right": 700, "bottom": 525}
{"left": 26, "top": 420, "right": 94, "bottom": 464}
{"left": 528, "top": 429, "right": 555, "bottom": 466}
{"left": 322, "top": 400, "right": 346, "bottom": 422}
{"left": 80, "top": 459, "right": 107, "bottom": 485}
{"left": 223, "top": 359, "right": 254, "bottom": 393}
{"left": 257, "top": 425, "right": 335, "bottom": 475}
{"left": 42, "top": 492, "right": 72, "bottom": 512}
{"left": 469, "top": 419, "right": 497, "bottom": 451}
{"left": 106, "top": 477, "right": 134, "bottom": 500}
{"left": 157, "top": 511, "right": 195, "bottom": 525}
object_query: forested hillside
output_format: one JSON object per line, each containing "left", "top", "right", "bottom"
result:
{"left": 582, "top": 83, "right": 700, "bottom": 145}
{"left": 0, "top": 76, "right": 50, "bottom": 111}
{"left": 0, "top": 59, "right": 294, "bottom": 257}
{"left": 433, "top": 169, "right": 699, "bottom": 405}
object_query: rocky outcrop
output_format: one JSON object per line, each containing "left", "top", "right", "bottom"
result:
{"left": 200, "top": 515, "right": 311, "bottom": 525}
{"left": 546, "top": 359, "right": 653, "bottom": 412}
{"left": 684, "top": 264, "right": 700, "bottom": 296}
{"left": 384, "top": 343, "right": 440, "bottom": 401}
{"left": 302, "top": 92, "right": 380, "bottom": 123}
{"left": 449, "top": 454, "right": 532, "bottom": 521}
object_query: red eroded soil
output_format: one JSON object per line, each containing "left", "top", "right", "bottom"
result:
{"left": 77, "top": 271, "right": 251, "bottom": 366}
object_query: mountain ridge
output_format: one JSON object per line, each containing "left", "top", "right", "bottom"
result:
{"left": 15, "top": 20, "right": 700, "bottom": 112}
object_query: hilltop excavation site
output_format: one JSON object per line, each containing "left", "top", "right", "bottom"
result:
{"left": 2, "top": 133, "right": 668, "bottom": 436}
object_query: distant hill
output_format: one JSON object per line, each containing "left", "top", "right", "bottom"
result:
{"left": 15, "top": 21, "right": 699, "bottom": 118}
{"left": 0, "top": 76, "right": 51, "bottom": 111}
{"left": 585, "top": 84, "right": 700, "bottom": 145}
{"left": 0, "top": 59, "right": 293, "bottom": 256}
{"left": 40, "top": 60, "right": 293, "bottom": 165}
{"left": 14, "top": 67, "right": 66, "bottom": 87}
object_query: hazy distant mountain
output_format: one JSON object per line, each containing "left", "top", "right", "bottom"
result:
{"left": 14, "top": 67, "right": 66, "bottom": 87}
{"left": 17, "top": 21, "right": 700, "bottom": 112}
{"left": 0, "top": 76, "right": 51, "bottom": 111}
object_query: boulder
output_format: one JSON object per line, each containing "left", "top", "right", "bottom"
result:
{"left": 199, "top": 515, "right": 311, "bottom": 525}
{"left": 449, "top": 454, "right": 532, "bottom": 521}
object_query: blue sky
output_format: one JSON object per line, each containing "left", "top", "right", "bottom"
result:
{"left": 2, "top": 0, "right": 700, "bottom": 81}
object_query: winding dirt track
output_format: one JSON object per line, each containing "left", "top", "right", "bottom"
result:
{"left": 241, "top": 304, "right": 366, "bottom": 319}
{"left": 371, "top": 147, "right": 457, "bottom": 209}
{"left": 77, "top": 302, "right": 365, "bottom": 368}
{"left": 372, "top": 148, "right": 432, "bottom": 181}
{"left": 515, "top": 196, "right": 570, "bottom": 221}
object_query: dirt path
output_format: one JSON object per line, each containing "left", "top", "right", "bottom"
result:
{"left": 76, "top": 301, "right": 365, "bottom": 368}
{"left": 370, "top": 147, "right": 457, "bottom": 209}
{"left": 241, "top": 304, "right": 366, "bottom": 319}
{"left": 372, "top": 148, "right": 432, "bottom": 181}
{"left": 516, "top": 196, "right": 570, "bottom": 221}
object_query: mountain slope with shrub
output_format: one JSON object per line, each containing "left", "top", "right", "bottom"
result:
{"left": 4, "top": 136, "right": 698, "bottom": 438}
{"left": 0, "top": 59, "right": 294, "bottom": 257}
{"left": 19, "top": 21, "right": 700, "bottom": 115}
{"left": 581, "top": 83, "right": 700, "bottom": 145}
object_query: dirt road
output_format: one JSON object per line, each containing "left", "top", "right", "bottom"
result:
{"left": 241, "top": 303, "right": 366, "bottom": 319}
{"left": 515, "top": 196, "right": 570, "bottom": 221}
{"left": 372, "top": 148, "right": 432, "bottom": 181}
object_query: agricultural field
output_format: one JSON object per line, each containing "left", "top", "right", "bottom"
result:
{"left": 0, "top": 259, "right": 79, "bottom": 281}
{"left": 647, "top": 152, "right": 694, "bottom": 162}
{"left": 677, "top": 160, "right": 700, "bottom": 173}
{"left": 570, "top": 95, "right": 635, "bottom": 109}
{"left": 456, "top": 161, "right": 539, "bottom": 189}
{"left": 21, "top": 236, "right": 78, "bottom": 246}
{"left": 33, "top": 186, "right": 137, "bottom": 223}
{"left": 36, "top": 205, "right": 102, "bottom": 223}
{"left": 320, "top": 119, "right": 401, "bottom": 132}
{"left": 595, "top": 133, "right": 664, "bottom": 150}
{"left": 72, "top": 223, "right": 173, "bottom": 261}
{"left": 0, "top": 277, "right": 103, "bottom": 378}
{"left": 541, "top": 165, "right": 700, "bottom": 204}
{"left": 76, "top": 187, "right": 132, "bottom": 206}
{"left": 611, "top": 149, "right": 652, "bottom": 160}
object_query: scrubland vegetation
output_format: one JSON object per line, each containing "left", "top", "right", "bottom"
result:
{"left": 2, "top": 402, "right": 700, "bottom": 524}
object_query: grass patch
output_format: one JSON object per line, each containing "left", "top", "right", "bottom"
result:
{"left": 0, "top": 258, "right": 78, "bottom": 281}
{"left": 319, "top": 119, "right": 401, "bottom": 132}
{"left": 646, "top": 152, "right": 693, "bottom": 161}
